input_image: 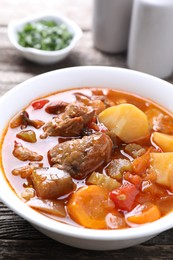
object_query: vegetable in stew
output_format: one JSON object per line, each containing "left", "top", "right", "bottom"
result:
{"left": 2, "top": 87, "right": 173, "bottom": 229}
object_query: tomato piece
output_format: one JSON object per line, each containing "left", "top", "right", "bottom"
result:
{"left": 110, "top": 182, "right": 139, "bottom": 211}
{"left": 87, "top": 116, "right": 108, "bottom": 132}
{"left": 87, "top": 116, "right": 99, "bottom": 131}
{"left": 32, "top": 99, "right": 49, "bottom": 110}
{"left": 87, "top": 121, "right": 100, "bottom": 131}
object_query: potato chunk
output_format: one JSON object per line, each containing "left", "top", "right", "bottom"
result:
{"left": 152, "top": 132, "right": 173, "bottom": 152}
{"left": 31, "top": 167, "right": 74, "bottom": 199}
{"left": 98, "top": 104, "right": 149, "bottom": 143}
{"left": 150, "top": 152, "right": 173, "bottom": 191}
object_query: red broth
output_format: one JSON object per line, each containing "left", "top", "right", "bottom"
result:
{"left": 1, "top": 87, "right": 173, "bottom": 229}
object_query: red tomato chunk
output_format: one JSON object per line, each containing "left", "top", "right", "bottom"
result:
{"left": 110, "top": 182, "right": 139, "bottom": 211}
{"left": 32, "top": 99, "right": 49, "bottom": 109}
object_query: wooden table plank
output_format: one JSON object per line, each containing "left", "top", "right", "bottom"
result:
{"left": 1, "top": 239, "right": 173, "bottom": 260}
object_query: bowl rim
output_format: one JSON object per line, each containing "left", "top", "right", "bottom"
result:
{"left": 0, "top": 66, "right": 173, "bottom": 241}
{"left": 7, "top": 10, "right": 83, "bottom": 56}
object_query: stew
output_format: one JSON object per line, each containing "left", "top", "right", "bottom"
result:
{"left": 2, "top": 87, "right": 173, "bottom": 229}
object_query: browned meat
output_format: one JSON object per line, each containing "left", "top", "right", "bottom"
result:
{"left": 64, "top": 102, "right": 94, "bottom": 124}
{"left": 45, "top": 100, "right": 68, "bottom": 114}
{"left": 89, "top": 99, "right": 106, "bottom": 115}
{"left": 74, "top": 92, "right": 91, "bottom": 106}
{"left": 13, "top": 142, "right": 43, "bottom": 161}
{"left": 106, "top": 131, "right": 118, "bottom": 147}
{"left": 91, "top": 95, "right": 115, "bottom": 108}
{"left": 41, "top": 116, "right": 84, "bottom": 138}
{"left": 30, "top": 167, "right": 74, "bottom": 199}
{"left": 146, "top": 108, "right": 173, "bottom": 135}
{"left": 12, "top": 165, "right": 33, "bottom": 178}
{"left": 74, "top": 92, "right": 106, "bottom": 114}
{"left": 41, "top": 101, "right": 95, "bottom": 138}
{"left": 48, "top": 133, "right": 113, "bottom": 179}
{"left": 74, "top": 91, "right": 115, "bottom": 110}
{"left": 12, "top": 162, "right": 43, "bottom": 178}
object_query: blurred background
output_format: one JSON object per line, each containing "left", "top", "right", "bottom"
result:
{"left": 0, "top": 0, "right": 128, "bottom": 96}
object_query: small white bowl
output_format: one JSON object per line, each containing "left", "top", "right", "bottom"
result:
{"left": 8, "top": 11, "right": 83, "bottom": 64}
{"left": 1, "top": 66, "right": 173, "bottom": 250}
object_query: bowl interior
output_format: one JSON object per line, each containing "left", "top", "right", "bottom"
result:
{"left": 0, "top": 66, "right": 173, "bottom": 247}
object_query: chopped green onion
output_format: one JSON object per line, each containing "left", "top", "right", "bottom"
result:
{"left": 18, "top": 20, "right": 73, "bottom": 51}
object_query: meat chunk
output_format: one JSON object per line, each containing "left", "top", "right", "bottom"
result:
{"left": 41, "top": 116, "right": 84, "bottom": 138}
{"left": 74, "top": 92, "right": 106, "bottom": 114}
{"left": 48, "top": 133, "right": 113, "bottom": 179}
{"left": 91, "top": 95, "right": 115, "bottom": 109}
{"left": 31, "top": 167, "right": 74, "bottom": 199}
{"left": 13, "top": 142, "right": 43, "bottom": 161}
{"left": 12, "top": 165, "right": 34, "bottom": 178}
{"left": 146, "top": 108, "right": 173, "bottom": 135}
{"left": 41, "top": 101, "right": 95, "bottom": 138}
{"left": 64, "top": 102, "right": 94, "bottom": 124}
{"left": 45, "top": 100, "right": 68, "bottom": 114}
{"left": 74, "top": 92, "right": 91, "bottom": 105}
{"left": 90, "top": 99, "right": 106, "bottom": 114}
{"left": 12, "top": 162, "right": 43, "bottom": 178}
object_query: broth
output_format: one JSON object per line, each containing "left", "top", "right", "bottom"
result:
{"left": 1, "top": 87, "right": 173, "bottom": 229}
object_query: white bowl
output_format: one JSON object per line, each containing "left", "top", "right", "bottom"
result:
{"left": 0, "top": 66, "right": 173, "bottom": 250}
{"left": 8, "top": 11, "right": 82, "bottom": 64}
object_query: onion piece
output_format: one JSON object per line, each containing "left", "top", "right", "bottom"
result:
{"left": 27, "top": 197, "right": 66, "bottom": 217}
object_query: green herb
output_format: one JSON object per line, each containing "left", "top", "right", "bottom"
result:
{"left": 18, "top": 20, "right": 73, "bottom": 51}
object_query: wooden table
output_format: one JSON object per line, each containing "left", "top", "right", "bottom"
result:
{"left": 1, "top": 1, "right": 173, "bottom": 259}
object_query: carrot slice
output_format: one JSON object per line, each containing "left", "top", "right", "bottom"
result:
{"left": 67, "top": 185, "right": 111, "bottom": 229}
{"left": 132, "top": 147, "right": 154, "bottom": 175}
{"left": 127, "top": 203, "right": 161, "bottom": 224}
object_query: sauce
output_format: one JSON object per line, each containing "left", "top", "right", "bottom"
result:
{"left": 1, "top": 87, "right": 173, "bottom": 229}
